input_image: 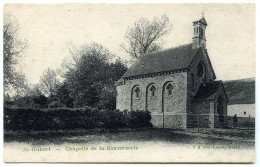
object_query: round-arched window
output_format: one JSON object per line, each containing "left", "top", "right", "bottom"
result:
{"left": 134, "top": 87, "right": 141, "bottom": 98}
{"left": 197, "top": 61, "right": 205, "bottom": 78}
{"left": 166, "top": 83, "right": 173, "bottom": 96}
{"left": 149, "top": 85, "right": 156, "bottom": 97}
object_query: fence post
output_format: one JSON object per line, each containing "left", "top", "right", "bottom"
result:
{"left": 162, "top": 110, "right": 164, "bottom": 129}
{"left": 198, "top": 113, "right": 200, "bottom": 133}
{"left": 248, "top": 115, "right": 251, "bottom": 131}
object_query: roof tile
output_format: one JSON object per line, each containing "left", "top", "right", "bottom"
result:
{"left": 122, "top": 43, "right": 200, "bottom": 78}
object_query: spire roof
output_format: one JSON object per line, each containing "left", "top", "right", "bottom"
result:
{"left": 193, "top": 16, "right": 207, "bottom": 26}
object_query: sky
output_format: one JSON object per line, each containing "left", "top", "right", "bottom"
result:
{"left": 4, "top": 3, "right": 255, "bottom": 84}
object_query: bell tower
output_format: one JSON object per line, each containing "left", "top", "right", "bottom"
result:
{"left": 192, "top": 13, "right": 207, "bottom": 49}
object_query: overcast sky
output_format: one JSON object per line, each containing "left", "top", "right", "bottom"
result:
{"left": 4, "top": 4, "right": 255, "bottom": 84}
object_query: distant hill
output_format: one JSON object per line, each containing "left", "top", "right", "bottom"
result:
{"left": 223, "top": 78, "right": 255, "bottom": 104}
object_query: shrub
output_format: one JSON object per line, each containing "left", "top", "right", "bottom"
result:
{"left": 4, "top": 107, "right": 152, "bottom": 131}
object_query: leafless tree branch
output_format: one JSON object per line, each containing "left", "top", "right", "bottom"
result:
{"left": 121, "top": 14, "right": 173, "bottom": 59}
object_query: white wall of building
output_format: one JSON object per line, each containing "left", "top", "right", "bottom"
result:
{"left": 227, "top": 104, "right": 255, "bottom": 117}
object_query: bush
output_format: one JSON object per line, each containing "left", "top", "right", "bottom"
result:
{"left": 4, "top": 107, "right": 152, "bottom": 131}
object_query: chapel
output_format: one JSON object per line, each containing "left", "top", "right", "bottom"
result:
{"left": 116, "top": 15, "right": 228, "bottom": 129}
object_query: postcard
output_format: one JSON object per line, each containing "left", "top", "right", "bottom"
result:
{"left": 3, "top": 3, "right": 255, "bottom": 163}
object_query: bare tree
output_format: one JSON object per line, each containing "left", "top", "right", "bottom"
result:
{"left": 39, "top": 68, "right": 59, "bottom": 96}
{"left": 4, "top": 14, "right": 27, "bottom": 94}
{"left": 121, "top": 15, "right": 173, "bottom": 59}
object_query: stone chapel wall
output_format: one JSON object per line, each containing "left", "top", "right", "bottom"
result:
{"left": 188, "top": 49, "right": 216, "bottom": 95}
{"left": 116, "top": 72, "right": 188, "bottom": 129}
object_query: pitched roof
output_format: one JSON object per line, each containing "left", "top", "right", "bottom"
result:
{"left": 193, "top": 81, "right": 223, "bottom": 100}
{"left": 122, "top": 43, "right": 200, "bottom": 78}
{"left": 193, "top": 17, "right": 207, "bottom": 26}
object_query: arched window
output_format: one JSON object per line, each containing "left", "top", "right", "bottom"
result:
{"left": 166, "top": 83, "right": 173, "bottom": 96}
{"left": 134, "top": 87, "right": 140, "bottom": 98}
{"left": 149, "top": 85, "right": 156, "bottom": 97}
{"left": 197, "top": 61, "right": 205, "bottom": 78}
{"left": 199, "top": 27, "right": 203, "bottom": 38}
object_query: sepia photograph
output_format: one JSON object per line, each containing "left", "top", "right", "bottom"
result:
{"left": 2, "top": 3, "right": 256, "bottom": 163}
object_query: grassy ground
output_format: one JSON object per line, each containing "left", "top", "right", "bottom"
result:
{"left": 4, "top": 128, "right": 255, "bottom": 149}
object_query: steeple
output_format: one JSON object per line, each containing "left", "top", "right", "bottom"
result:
{"left": 192, "top": 13, "right": 207, "bottom": 49}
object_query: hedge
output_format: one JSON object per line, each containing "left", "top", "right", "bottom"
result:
{"left": 4, "top": 107, "right": 152, "bottom": 131}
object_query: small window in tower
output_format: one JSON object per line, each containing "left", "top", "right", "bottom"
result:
{"left": 134, "top": 87, "right": 140, "bottom": 98}
{"left": 166, "top": 83, "right": 173, "bottom": 96}
{"left": 150, "top": 85, "right": 156, "bottom": 97}
{"left": 199, "top": 28, "right": 202, "bottom": 38}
